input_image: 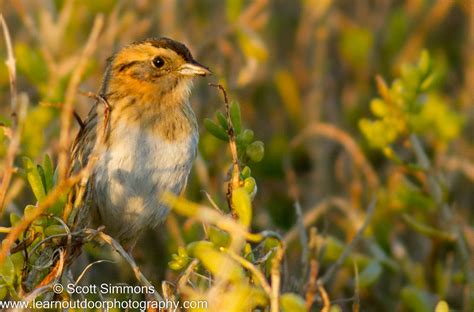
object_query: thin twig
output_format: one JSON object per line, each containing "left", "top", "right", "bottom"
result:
{"left": 96, "top": 232, "right": 163, "bottom": 301}
{"left": 227, "top": 250, "right": 272, "bottom": 296}
{"left": 270, "top": 242, "right": 285, "bottom": 312}
{"left": 0, "top": 15, "right": 22, "bottom": 214}
{"left": 0, "top": 15, "right": 17, "bottom": 113}
{"left": 177, "top": 259, "right": 199, "bottom": 291}
{"left": 318, "top": 284, "right": 330, "bottom": 312}
{"left": 353, "top": 262, "right": 360, "bottom": 312}
{"left": 74, "top": 260, "right": 115, "bottom": 286}
{"left": 284, "top": 156, "right": 309, "bottom": 285}
{"left": 305, "top": 259, "right": 319, "bottom": 310}
{"left": 208, "top": 83, "right": 240, "bottom": 215}
{"left": 290, "top": 122, "right": 379, "bottom": 188}
{"left": 318, "top": 197, "right": 377, "bottom": 285}
{"left": 283, "top": 197, "right": 350, "bottom": 244}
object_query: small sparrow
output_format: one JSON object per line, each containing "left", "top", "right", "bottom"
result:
{"left": 68, "top": 38, "right": 210, "bottom": 248}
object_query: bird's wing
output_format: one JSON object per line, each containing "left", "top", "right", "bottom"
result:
{"left": 65, "top": 104, "right": 100, "bottom": 228}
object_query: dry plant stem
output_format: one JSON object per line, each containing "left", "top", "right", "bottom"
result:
{"left": 290, "top": 122, "right": 379, "bottom": 188}
{"left": 227, "top": 250, "right": 272, "bottom": 296}
{"left": 38, "top": 249, "right": 66, "bottom": 287}
{"left": 353, "top": 262, "right": 360, "bottom": 312}
{"left": 318, "top": 197, "right": 377, "bottom": 285}
{"left": 96, "top": 232, "right": 163, "bottom": 302}
{"left": 0, "top": 96, "right": 26, "bottom": 215}
{"left": 22, "top": 285, "right": 54, "bottom": 304}
{"left": 270, "top": 243, "right": 285, "bottom": 312}
{"left": 74, "top": 260, "right": 114, "bottom": 286}
{"left": 305, "top": 259, "right": 319, "bottom": 310}
{"left": 318, "top": 284, "right": 330, "bottom": 312}
{"left": 283, "top": 197, "right": 350, "bottom": 244}
{"left": 11, "top": 0, "right": 56, "bottom": 72}
{"left": 396, "top": 0, "right": 453, "bottom": 69}
{"left": 177, "top": 259, "right": 199, "bottom": 291}
{"left": 208, "top": 83, "right": 240, "bottom": 212}
{"left": 57, "top": 14, "right": 104, "bottom": 182}
{"left": 284, "top": 157, "right": 309, "bottom": 282}
{"left": 0, "top": 15, "right": 17, "bottom": 112}
{"left": 0, "top": 15, "right": 20, "bottom": 214}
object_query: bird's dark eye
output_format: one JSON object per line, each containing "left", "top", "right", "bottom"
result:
{"left": 152, "top": 56, "right": 165, "bottom": 68}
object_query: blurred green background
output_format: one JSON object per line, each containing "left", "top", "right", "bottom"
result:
{"left": 0, "top": 0, "right": 473, "bottom": 311}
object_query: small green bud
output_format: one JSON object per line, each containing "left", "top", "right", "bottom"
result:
{"left": 241, "top": 129, "right": 254, "bottom": 145}
{"left": 246, "top": 141, "right": 264, "bottom": 162}
{"left": 241, "top": 166, "right": 251, "bottom": 179}
{"left": 243, "top": 177, "right": 257, "bottom": 200}
{"left": 417, "top": 50, "right": 431, "bottom": 77}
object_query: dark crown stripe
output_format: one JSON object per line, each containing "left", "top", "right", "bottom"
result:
{"left": 139, "top": 37, "right": 195, "bottom": 63}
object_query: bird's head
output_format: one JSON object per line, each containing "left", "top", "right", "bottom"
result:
{"left": 101, "top": 37, "right": 210, "bottom": 106}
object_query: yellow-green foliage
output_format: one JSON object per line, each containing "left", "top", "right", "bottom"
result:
{"left": 0, "top": 2, "right": 472, "bottom": 311}
{"left": 360, "top": 51, "right": 463, "bottom": 151}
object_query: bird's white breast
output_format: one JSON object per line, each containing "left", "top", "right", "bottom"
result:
{"left": 92, "top": 119, "right": 198, "bottom": 242}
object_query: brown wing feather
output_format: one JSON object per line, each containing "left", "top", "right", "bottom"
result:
{"left": 65, "top": 104, "right": 99, "bottom": 228}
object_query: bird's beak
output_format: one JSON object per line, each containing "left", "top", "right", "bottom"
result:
{"left": 178, "top": 61, "right": 211, "bottom": 77}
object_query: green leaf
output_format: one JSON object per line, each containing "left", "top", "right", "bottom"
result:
{"left": 230, "top": 100, "right": 242, "bottom": 134}
{"left": 22, "top": 157, "right": 46, "bottom": 202}
{"left": 358, "top": 260, "right": 382, "bottom": 288}
{"left": 232, "top": 187, "right": 252, "bottom": 228}
{"left": 243, "top": 177, "right": 257, "bottom": 200}
{"left": 24, "top": 205, "right": 37, "bottom": 219}
{"left": 280, "top": 293, "right": 307, "bottom": 312}
{"left": 186, "top": 240, "right": 215, "bottom": 257}
{"left": 209, "top": 226, "right": 231, "bottom": 248}
{"left": 204, "top": 118, "right": 228, "bottom": 141}
{"left": 216, "top": 111, "right": 228, "bottom": 130}
{"left": 401, "top": 286, "right": 435, "bottom": 312}
{"left": 168, "top": 246, "right": 190, "bottom": 271}
{"left": 0, "top": 256, "right": 15, "bottom": 286}
{"left": 193, "top": 242, "right": 244, "bottom": 282}
{"left": 370, "top": 98, "right": 387, "bottom": 117}
{"left": 14, "top": 43, "right": 48, "bottom": 87}
{"left": 0, "top": 285, "right": 7, "bottom": 300}
{"left": 226, "top": 0, "right": 244, "bottom": 22}
{"left": 238, "top": 29, "right": 268, "bottom": 61}
{"left": 418, "top": 50, "right": 431, "bottom": 77}
{"left": 9, "top": 213, "right": 20, "bottom": 226}
{"left": 241, "top": 166, "right": 251, "bottom": 179}
{"left": 44, "top": 225, "right": 67, "bottom": 236}
{"left": 42, "top": 154, "right": 54, "bottom": 192}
